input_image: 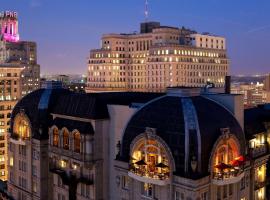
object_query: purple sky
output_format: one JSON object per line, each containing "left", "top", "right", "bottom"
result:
{"left": 2, "top": 0, "right": 270, "bottom": 75}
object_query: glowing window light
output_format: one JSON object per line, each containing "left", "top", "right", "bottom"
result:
{"left": 60, "top": 160, "right": 67, "bottom": 168}
{"left": 9, "top": 157, "right": 13, "bottom": 166}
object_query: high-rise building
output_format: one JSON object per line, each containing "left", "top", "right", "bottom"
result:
{"left": 0, "top": 11, "right": 40, "bottom": 181}
{"left": 3, "top": 86, "right": 270, "bottom": 200}
{"left": 87, "top": 22, "right": 229, "bottom": 92}
{"left": 0, "top": 11, "right": 40, "bottom": 96}
{"left": 0, "top": 64, "right": 23, "bottom": 181}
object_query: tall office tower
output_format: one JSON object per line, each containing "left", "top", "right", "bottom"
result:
{"left": 87, "top": 22, "right": 229, "bottom": 92}
{"left": 0, "top": 64, "right": 23, "bottom": 181}
{"left": 0, "top": 11, "right": 40, "bottom": 96}
{"left": 264, "top": 74, "right": 270, "bottom": 91}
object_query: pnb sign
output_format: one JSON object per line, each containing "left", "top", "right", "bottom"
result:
{"left": 0, "top": 11, "right": 18, "bottom": 18}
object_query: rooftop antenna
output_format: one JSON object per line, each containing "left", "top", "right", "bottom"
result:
{"left": 145, "top": 0, "right": 149, "bottom": 22}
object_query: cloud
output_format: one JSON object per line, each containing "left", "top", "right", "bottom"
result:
{"left": 30, "top": 0, "right": 42, "bottom": 8}
{"left": 246, "top": 25, "right": 270, "bottom": 34}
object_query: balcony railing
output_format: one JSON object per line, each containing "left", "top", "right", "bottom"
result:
{"left": 249, "top": 144, "right": 268, "bottom": 158}
{"left": 255, "top": 181, "right": 266, "bottom": 190}
{"left": 49, "top": 145, "right": 94, "bottom": 164}
{"left": 49, "top": 161, "right": 93, "bottom": 186}
{"left": 212, "top": 169, "right": 245, "bottom": 186}
{"left": 128, "top": 166, "right": 170, "bottom": 186}
{"left": 9, "top": 133, "right": 29, "bottom": 145}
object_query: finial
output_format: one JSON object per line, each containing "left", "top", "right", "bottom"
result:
{"left": 145, "top": 0, "right": 149, "bottom": 22}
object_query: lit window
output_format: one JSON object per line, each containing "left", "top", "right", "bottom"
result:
{"left": 53, "top": 128, "right": 59, "bottom": 147}
{"left": 74, "top": 131, "right": 81, "bottom": 153}
{"left": 14, "top": 114, "right": 31, "bottom": 140}
{"left": 9, "top": 157, "right": 13, "bottom": 166}
{"left": 60, "top": 160, "right": 67, "bottom": 168}
{"left": 63, "top": 129, "right": 69, "bottom": 150}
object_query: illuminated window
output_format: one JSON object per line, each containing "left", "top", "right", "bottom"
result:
{"left": 9, "top": 157, "right": 13, "bottom": 166}
{"left": 74, "top": 131, "right": 81, "bottom": 153}
{"left": 130, "top": 138, "right": 170, "bottom": 181}
{"left": 256, "top": 187, "right": 265, "bottom": 200}
{"left": 53, "top": 128, "right": 59, "bottom": 147}
{"left": 60, "top": 160, "right": 67, "bottom": 168}
{"left": 14, "top": 114, "right": 31, "bottom": 140}
{"left": 63, "top": 129, "right": 69, "bottom": 150}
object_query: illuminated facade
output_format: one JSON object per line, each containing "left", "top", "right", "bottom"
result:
{"left": 0, "top": 11, "right": 40, "bottom": 95}
{"left": 231, "top": 82, "right": 270, "bottom": 108}
{"left": 3, "top": 87, "right": 270, "bottom": 200}
{"left": 87, "top": 22, "right": 229, "bottom": 92}
{"left": 0, "top": 65, "right": 23, "bottom": 181}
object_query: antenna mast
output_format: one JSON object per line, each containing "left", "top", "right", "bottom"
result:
{"left": 145, "top": 0, "right": 149, "bottom": 22}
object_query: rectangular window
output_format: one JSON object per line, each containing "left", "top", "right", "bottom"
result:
{"left": 141, "top": 183, "right": 154, "bottom": 198}
{"left": 121, "top": 176, "right": 129, "bottom": 190}
{"left": 229, "top": 184, "right": 233, "bottom": 196}
{"left": 175, "top": 191, "right": 180, "bottom": 200}
{"left": 32, "top": 165, "right": 37, "bottom": 177}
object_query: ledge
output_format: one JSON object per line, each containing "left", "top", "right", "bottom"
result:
{"left": 212, "top": 171, "right": 245, "bottom": 186}
{"left": 9, "top": 138, "right": 26, "bottom": 145}
{"left": 128, "top": 171, "right": 170, "bottom": 186}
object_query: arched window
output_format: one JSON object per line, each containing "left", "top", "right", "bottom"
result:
{"left": 53, "top": 128, "right": 59, "bottom": 147}
{"left": 130, "top": 138, "right": 170, "bottom": 181}
{"left": 63, "top": 129, "right": 69, "bottom": 150}
{"left": 74, "top": 131, "right": 81, "bottom": 153}
{"left": 13, "top": 114, "right": 31, "bottom": 140}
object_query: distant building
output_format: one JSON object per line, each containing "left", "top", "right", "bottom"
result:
{"left": 4, "top": 87, "right": 270, "bottom": 200}
{"left": 56, "top": 75, "right": 70, "bottom": 86}
{"left": 264, "top": 74, "right": 270, "bottom": 91}
{"left": 87, "top": 22, "right": 229, "bottom": 92}
{"left": 0, "top": 11, "right": 40, "bottom": 96}
{"left": 231, "top": 79, "right": 270, "bottom": 108}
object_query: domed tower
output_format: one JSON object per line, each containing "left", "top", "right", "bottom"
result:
{"left": 114, "top": 88, "right": 249, "bottom": 200}
{"left": 0, "top": 11, "right": 20, "bottom": 42}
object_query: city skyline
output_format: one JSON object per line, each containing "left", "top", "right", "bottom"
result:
{"left": 1, "top": 0, "right": 270, "bottom": 75}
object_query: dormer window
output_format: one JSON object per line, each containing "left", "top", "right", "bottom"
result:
{"left": 63, "top": 129, "right": 69, "bottom": 150}
{"left": 74, "top": 131, "right": 81, "bottom": 153}
{"left": 53, "top": 128, "right": 59, "bottom": 147}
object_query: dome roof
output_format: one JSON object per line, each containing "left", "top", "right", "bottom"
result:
{"left": 120, "top": 95, "right": 246, "bottom": 179}
{"left": 11, "top": 88, "right": 70, "bottom": 139}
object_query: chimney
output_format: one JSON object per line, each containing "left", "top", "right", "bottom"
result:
{"left": 225, "top": 76, "right": 231, "bottom": 94}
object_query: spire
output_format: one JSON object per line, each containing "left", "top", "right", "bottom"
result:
{"left": 145, "top": 0, "right": 149, "bottom": 22}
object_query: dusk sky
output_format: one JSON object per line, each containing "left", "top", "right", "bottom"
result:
{"left": 2, "top": 0, "right": 270, "bottom": 75}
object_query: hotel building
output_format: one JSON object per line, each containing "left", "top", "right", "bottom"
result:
{"left": 87, "top": 22, "right": 229, "bottom": 92}
{"left": 3, "top": 85, "right": 270, "bottom": 200}
{"left": 0, "top": 11, "right": 40, "bottom": 181}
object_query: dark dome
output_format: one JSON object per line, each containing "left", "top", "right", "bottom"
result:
{"left": 11, "top": 88, "right": 70, "bottom": 139}
{"left": 120, "top": 95, "right": 246, "bottom": 179}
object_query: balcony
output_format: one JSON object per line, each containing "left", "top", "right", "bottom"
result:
{"left": 128, "top": 166, "right": 170, "bottom": 186}
{"left": 9, "top": 133, "right": 29, "bottom": 145}
{"left": 49, "top": 161, "right": 93, "bottom": 186}
{"left": 255, "top": 181, "right": 266, "bottom": 190}
{"left": 212, "top": 170, "right": 245, "bottom": 186}
{"left": 250, "top": 144, "right": 268, "bottom": 158}
{"left": 49, "top": 145, "right": 94, "bottom": 164}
